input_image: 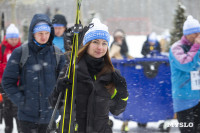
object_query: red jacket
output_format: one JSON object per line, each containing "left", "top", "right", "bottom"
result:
{"left": 0, "top": 36, "right": 21, "bottom": 83}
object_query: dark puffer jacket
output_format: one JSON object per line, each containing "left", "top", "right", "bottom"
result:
{"left": 2, "top": 14, "right": 65, "bottom": 123}
{"left": 50, "top": 57, "right": 127, "bottom": 133}
{"left": 141, "top": 35, "right": 161, "bottom": 57}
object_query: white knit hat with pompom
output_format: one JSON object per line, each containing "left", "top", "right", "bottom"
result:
{"left": 183, "top": 15, "right": 200, "bottom": 35}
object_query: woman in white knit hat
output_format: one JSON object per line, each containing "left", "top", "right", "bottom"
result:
{"left": 49, "top": 18, "right": 129, "bottom": 133}
{"left": 169, "top": 15, "right": 200, "bottom": 133}
{"left": 0, "top": 23, "right": 21, "bottom": 133}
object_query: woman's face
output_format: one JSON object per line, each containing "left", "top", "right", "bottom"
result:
{"left": 87, "top": 39, "right": 108, "bottom": 58}
{"left": 7, "top": 38, "right": 19, "bottom": 47}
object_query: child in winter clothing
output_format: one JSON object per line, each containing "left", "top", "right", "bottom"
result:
{"left": 0, "top": 24, "right": 21, "bottom": 133}
{"left": 110, "top": 29, "right": 133, "bottom": 59}
{"left": 52, "top": 14, "right": 67, "bottom": 52}
{"left": 2, "top": 14, "right": 65, "bottom": 133}
{"left": 141, "top": 32, "right": 161, "bottom": 57}
{"left": 169, "top": 15, "right": 200, "bottom": 133}
{"left": 49, "top": 18, "right": 129, "bottom": 133}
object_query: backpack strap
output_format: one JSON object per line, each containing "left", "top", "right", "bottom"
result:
{"left": 53, "top": 45, "right": 61, "bottom": 68}
{"left": 20, "top": 43, "right": 29, "bottom": 68}
{"left": 19, "top": 44, "right": 61, "bottom": 69}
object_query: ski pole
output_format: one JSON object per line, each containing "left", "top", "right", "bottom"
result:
{"left": 46, "top": 92, "right": 62, "bottom": 133}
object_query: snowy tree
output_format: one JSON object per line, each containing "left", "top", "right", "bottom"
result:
{"left": 170, "top": 2, "right": 186, "bottom": 47}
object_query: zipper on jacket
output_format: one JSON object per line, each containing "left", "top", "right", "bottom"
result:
{"left": 36, "top": 53, "right": 41, "bottom": 118}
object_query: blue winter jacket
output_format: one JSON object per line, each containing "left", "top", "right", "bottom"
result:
{"left": 53, "top": 36, "right": 65, "bottom": 52}
{"left": 169, "top": 36, "right": 200, "bottom": 112}
{"left": 2, "top": 14, "right": 65, "bottom": 123}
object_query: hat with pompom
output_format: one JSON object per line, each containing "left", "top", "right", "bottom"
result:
{"left": 183, "top": 15, "right": 200, "bottom": 35}
{"left": 6, "top": 24, "right": 19, "bottom": 39}
{"left": 83, "top": 18, "right": 110, "bottom": 45}
{"left": 148, "top": 32, "right": 157, "bottom": 43}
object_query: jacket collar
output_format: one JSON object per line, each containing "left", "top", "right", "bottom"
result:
{"left": 77, "top": 56, "right": 112, "bottom": 82}
{"left": 181, "top": 36, "right": 193, "bottom": 46}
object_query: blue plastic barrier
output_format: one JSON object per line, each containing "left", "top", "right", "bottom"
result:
{"left": 111, "top": 56, "right": 174, "bottom": 123}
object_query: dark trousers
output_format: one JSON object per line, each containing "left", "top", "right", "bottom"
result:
{"left": 4, "top": 111, "right": 20, "bottom": 133}
{"left": 177, "top": 102, "right": 200, "bottom": 133}
{"left": 19, "top": 121, "right": 48, "bottom": 133}
{"left": 3, "top": 94, "right": 20, "bottom": 133}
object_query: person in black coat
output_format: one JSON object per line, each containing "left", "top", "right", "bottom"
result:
{"left": 49, "top": 18, "right": 128, "bottom": 133}
{"left": 141, "top": 32, "right": 161, "bottom": 57}
{"left": 2, "top": 14, "right": 65, "bottom": 133}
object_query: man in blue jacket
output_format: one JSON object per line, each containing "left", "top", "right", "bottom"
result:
{"left": 169, "top": 15, "right": 200, "bottom": 133}
{"left": 2, "top": 14, "right": 65, "bottom": 133}
{"left": 52, "top": 14, "right": 67, "bottom": 52}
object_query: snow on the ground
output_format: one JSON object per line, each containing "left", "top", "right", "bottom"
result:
{"left": 110, "top": 116, "right": 181, "bottom": 133}
{"left": 0, "top": 117, "right": 180, "bottom": 133}
{"left": 0, "top": 119, "right": 18, "bottom": 133}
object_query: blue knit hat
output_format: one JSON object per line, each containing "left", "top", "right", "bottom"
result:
{"left": 33, "top": 22, "right": 51, "bottom": 33}
{"left": 183, "top": 15, "right": 200, "bottom": 35}
{"left": 6, "top": 24, "right": 19, "bottom": 39}
{"left": 83, "top": 18, "right": 110, "bottom": 46}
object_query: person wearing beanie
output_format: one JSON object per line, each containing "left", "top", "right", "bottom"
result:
{"left": 110, "top": 29, "right": 133, "bottom": 59}
{"left": 169, "top": 15, "right": 200, "bottom": 133}
{"left": 52, "top": 14, "right": 67, "bottom": 52}
{"left": 1, "top": 14, "right": 65, "bottom": 133}
{"left": 0, "top": 23, "right": 21, "bottom": 133}
{"left": 49, "top": 18, "right": 128, "bottom": 133}
{"left": 141, "top": 32, "right": 161, "bottom": 57}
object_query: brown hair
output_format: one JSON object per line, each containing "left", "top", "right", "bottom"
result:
{"left": 77, "top": 42, "right": 115, "bottom": 95}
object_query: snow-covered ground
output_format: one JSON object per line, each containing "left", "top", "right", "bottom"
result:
{"left": 110, "top": 116, "right": 180, "bottom": 133}
{"left": 0, "top": 116, "right": 180, "bottom": 133}
{"left": 0, "top": 119, "right": 18, "bottom": 133}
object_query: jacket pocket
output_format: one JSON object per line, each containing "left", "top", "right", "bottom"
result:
{"left": 95, "top": 96, "right": 110, "bottom": 117}
{"left": 19, "top": 91, "right": 39, "bottom": 117}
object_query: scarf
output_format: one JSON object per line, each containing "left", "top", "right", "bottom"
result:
{"left": 84, "top": 54, "right": 104, "bottom": 78}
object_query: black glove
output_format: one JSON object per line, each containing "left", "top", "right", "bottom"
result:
{"left": 56, "top": 77, "right": 72, "bottom": 94}
{"left": 112, "top": 71, "right": 128, "bottom": 98}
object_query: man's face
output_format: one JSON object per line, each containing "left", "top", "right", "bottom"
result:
{"left": 7, "top": 38, "right": 19, "bottom": 47}
{"left": 149, "top": 42, "right": 156, "bottom": 46}
{"left": 186, "top": 33, "right": 200, "bottom": 44}
{"left": 54, "top": 26, "right": 66, "bottom": 37}
{"left": 34, "top": 31, "right": 50, "bottom": 44}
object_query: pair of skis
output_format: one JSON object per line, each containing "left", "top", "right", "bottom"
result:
{"left": 47, "top": 0, "right": 82, "bottom": 133}
{"left": 0, "top": 12, "right": 5, "bottom": 124}
{"left": 0, "top": 12, "right": 5, "bottom": 42}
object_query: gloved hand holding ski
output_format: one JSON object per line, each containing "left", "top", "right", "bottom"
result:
{"left": 56, "top": 77, "right": 72, "bottom": 94}
{"left": 112, "top": 71, "right": 128, "bottom": 98}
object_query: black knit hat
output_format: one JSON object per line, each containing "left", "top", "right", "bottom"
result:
{"left": 52, "top": 14, "right": 67, "bottom": 27}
